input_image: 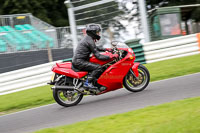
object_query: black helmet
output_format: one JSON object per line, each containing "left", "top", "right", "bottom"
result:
{"left": 86, "top": 24, "right": 101, "bottom": 40}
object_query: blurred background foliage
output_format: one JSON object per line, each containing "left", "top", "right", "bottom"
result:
{"left": 0, "top": 0, "right": 69, "bottom": 27}
{"left": 0, "top": 0, "right": 200, "bottom": 27}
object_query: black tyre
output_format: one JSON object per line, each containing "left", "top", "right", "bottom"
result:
{"left": 53, "top": 78, "right": 83, "bottom": 107}
{"left": 123, "top": 64, "right": 150, "bottom": 92}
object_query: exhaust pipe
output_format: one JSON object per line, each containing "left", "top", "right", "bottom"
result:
{"left": 52, "top": 85, "right": 87, "bottom": 94}
{"left": 51, "top": 83, "right": 88, "bottom": 95}
{"left": 52, "top": 85, "right": 74, "bottom": 91}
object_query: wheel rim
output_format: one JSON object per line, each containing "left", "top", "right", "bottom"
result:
{"left": 57, "top": 90, "right": 81, "bottom": 104}
{"left": 125, "top": 67, "right": 148, "bottom": 91}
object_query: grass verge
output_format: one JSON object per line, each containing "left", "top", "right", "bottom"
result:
{"left": 0, "top": 54, "right": 200, "bottom": 115}
{"left": 0, "top": 85, "right": 54, "bottom": 115}
{"left": 34, "top": 96, "right": 200, "bottom": 133}
{"left": 146, "top": 54, "right": 200, "bottom": 82}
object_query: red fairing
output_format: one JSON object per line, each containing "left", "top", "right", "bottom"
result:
{"left": 97, "top": 51, "right": 134, "bottom": 92}
{"left": 52, "top": 62, "right": 88, "bottom": 79}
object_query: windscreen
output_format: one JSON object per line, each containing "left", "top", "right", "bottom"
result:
{"left": 111, "top": 41, "right": 129, "bottom": 48}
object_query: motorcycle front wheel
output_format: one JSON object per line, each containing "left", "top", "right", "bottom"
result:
{"left": 123, "top": 64, "right": 150, "bottom": 92}
{"left": 53, "top": 78, "right": 83, "bottom": 107}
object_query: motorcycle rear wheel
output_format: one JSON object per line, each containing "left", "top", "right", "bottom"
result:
{"left": 53, "top": 78, "right": 83, "bottom": 107}
{"left": 123, "top": 64, "right": 150, "bottom": 92}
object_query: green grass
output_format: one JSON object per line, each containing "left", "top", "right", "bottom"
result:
{"left": 34, "top": 96, "right": 200, "bottom": 133}
{"left": 145, "top": 54, "right": 200, "bottom": 82}
{"left": 0, "top": 85, "right": 54, "bottom": 115}
{"left": 0, "top": 54, "right": 200, "bottom": 115}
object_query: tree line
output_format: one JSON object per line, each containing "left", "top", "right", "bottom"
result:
{"left": 0, "top": 0, "right": 200, "bottom": 27}
{"left": 0, "top": 0, "right": 69, "bottom": 27}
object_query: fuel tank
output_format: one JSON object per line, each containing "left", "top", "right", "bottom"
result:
{"left": 89, "top": 52, "right": 113, "bottom": 65}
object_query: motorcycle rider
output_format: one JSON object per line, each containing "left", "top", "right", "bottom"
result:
{"left": 72, "top": 23, "right": 118, "bottom": 91}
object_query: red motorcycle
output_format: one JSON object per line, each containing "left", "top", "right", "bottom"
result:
{"left": 49, "top": 41, "right": 150, "bottom": 107}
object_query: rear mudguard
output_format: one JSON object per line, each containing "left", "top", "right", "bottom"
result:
{"left": 131, "top": 62, "right": 140, "bottom": 77}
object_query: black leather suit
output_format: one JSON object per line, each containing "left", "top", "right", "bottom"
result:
{"left": 72, "top": 35, "right": 110, "bottom": 81}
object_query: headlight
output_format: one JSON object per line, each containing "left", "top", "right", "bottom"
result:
{"left": 128, "top": 48, "right": 133, "bottom": 53}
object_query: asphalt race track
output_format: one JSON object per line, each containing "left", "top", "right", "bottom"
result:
{"left": 0, "top": 73, "right": 200, "bottom": 133}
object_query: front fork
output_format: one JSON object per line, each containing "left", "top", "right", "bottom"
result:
{"left": 130, "top": 62, "right": 140, "bottom": 80}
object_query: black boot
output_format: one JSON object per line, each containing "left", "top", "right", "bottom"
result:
{"left": 83, "top": 66, "right": 103, "bottom": 92}
{"left": 83, "top": 76, "right": 98, "bottom": 90}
